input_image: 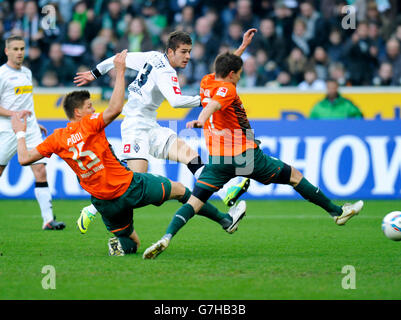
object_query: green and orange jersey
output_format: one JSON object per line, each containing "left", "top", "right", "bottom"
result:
{"left": 36, "top": 112, "right": 133, "bottom": 200}
{"left": 200, "top": 73, "right": 257, "bottom": 157}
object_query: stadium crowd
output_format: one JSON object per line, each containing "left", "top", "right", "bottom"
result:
{"left": 0, "top": 0, "right": 400, "bottom": 90}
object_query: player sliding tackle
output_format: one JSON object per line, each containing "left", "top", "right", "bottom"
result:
{"left": 73, "top": 30, "right": 252, "bottom": 234}
{"left": 143, "top": 29, "right": 364, "bottom": 260}
{"left": 11, "top": 50, "right": 246, "bottom": 256}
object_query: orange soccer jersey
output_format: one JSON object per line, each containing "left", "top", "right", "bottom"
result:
{"left": 200, "top": 73, "right": 257, "bottom": 157}
{"left": 36, "top": 112, "right": 133, "bottom": 200}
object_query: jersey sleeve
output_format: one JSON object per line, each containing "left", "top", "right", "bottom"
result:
{"left": 211, "top": 84, "right": 236, "bottom": 111}
{"left": 96, "top": 52, "right": 150, "bottom": 75}
{"left": 153, "top": 69, "right": 200, "bottom": 108}
{"left": 36, "top": 132, "right": 59, "bottom": 158}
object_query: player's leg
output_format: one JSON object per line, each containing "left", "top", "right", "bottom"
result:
{"left": 289, "top": 167, "right": 363, "bottom": 225}
{"left": 0, "top": 165, "right": 5, "bottom": 176}
{"left": 166, "top": 181, "right": 235, "bottom": 236}
{"left": 251, "top": 147, "right": 363, "bottom": 224}
{"left": 30, "top": 163, "right": 65, "bottom": 230}
{"left": 143, "top": 165, "right": 247, "bottom": 259}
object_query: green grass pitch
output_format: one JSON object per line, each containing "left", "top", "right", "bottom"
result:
{"left": 0, "top": 199, "right": 400, "bottom": 300}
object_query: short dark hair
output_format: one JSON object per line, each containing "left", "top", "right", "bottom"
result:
{"left": 5, "top": 35, "right": 24, "bottom": 47}
{"left": 214, "top": 52, "right": 243, "bottom": 78}
{"left": 63, "top": 90, "right": 90, "bottom": 119}
{"left": 166, "top": 31, "right": 192, "bottom": 52}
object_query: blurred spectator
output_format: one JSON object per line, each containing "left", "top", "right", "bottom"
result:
{"left": 372, "top": 61, "right": 394, "bottom": 86}
{"left": 238, "top": 55, "right": 268, "bottom": 87}
{"left": 22, "top": 1, "right": 44, "bottom": 50}
{"left": 368, "top": 21, "right": 386, "bottom": 61}
{"left": 328, "top": 62, "right": 349, "bottom": 86}
{"left": 89, "top": 36, "right": 112, "bottom": 66}
{"left": 270, "top": 1, "right": 294, "bottom": 40}
{"left": 380, "top": 38, "right": 401, "bottom": 85}
{"left": 344, "top": 21, "right": 378, "bottom": 85}
{"left": 101, "top": 0, "right": 128, "bottom": 39}
{"left": 174, "top": 5, "right": 195, "bottom": 34}
{"left": 290, "top": 18, "right": 312, "bottom": 57}
{"left": 141, "top": 1, "right": 168, "bottom": 47}
{"left": 41, "top": 70, "right": 60, "bottom": 87}
{"left": 266, "top": 70, "right": 295, "bottom": 87}
{"left": 98, "top": 28, "right": 118, "bottom": 53}
{"left": 193, "top": 15, "right": 220, "bottom": 64}
{"left": 252, "top": 18, "right": 288, "bottom": 68}
{"left": 298, "top": 68, "right": 326, "bottom": 90}
{"left": 24, "top": 42, "right": 47, "bottom": 85}
{"left": 234, "top": 0, "right": 260, "bottom": 31}
{"left": 116, "top": 17, "right": 153, "bottom": 53}
{"left": 310, "top": 46, "right": 330, "bottom": 80}
{"left": 3, "top": 0, "right": 25, "bottom": 38}
{"left": 40, "top": 42, "right": 77, "bottom": 86}
{"left": 284, "top": 47, "right": 308, "bottom": 84}
{"left": 204, "top": 7, "right": 225, "bottom": 38}
{"left": 326, "top": 28, "right": 345, "bottom": 63}
{"left": 310, "top": 79, "right": 363, "bottom": 119}
{"left": 169, "top": 0, "right": 201, "bottom": 23}
{"left": 254, "top": 48, "right": 280, "bottom": 82}
{"left": 223, "top": 20, "right": 244, "bottom": 51}
{"left": 298, "top": 0, "right": 328, "bottom": 47}
{"left": 72, "top": 1, "right": 102, "bottom": 44}
{"left": 61, "top": 21, "right": 90, "bottom": 66}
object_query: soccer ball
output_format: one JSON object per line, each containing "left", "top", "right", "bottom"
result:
{"left": 382, "top": 211, "right": 401, "bottom": 241}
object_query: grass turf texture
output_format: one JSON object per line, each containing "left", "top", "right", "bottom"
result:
{"left": 0, "top": 199, "right": 400, "bottom": 300}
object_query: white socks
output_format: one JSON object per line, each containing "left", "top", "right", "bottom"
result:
{"left": 34, "top": 185, "right": 54, "bottom": 226}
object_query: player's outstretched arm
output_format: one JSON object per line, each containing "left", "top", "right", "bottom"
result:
{"left": 233, "top": 28, "right": 257, "bottom": 57}
{"left": 11, "top": 114, "right": 44, "bottom": 166}
{"left": 186, "top": 100, "right": 221, "bottom": 128}
{"left": 102, "top": 50, "right": 127, "bottom": 126}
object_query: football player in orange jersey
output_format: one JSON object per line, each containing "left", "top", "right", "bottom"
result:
{"left": 11, "top": 50, "right": 246, "bottom": 256}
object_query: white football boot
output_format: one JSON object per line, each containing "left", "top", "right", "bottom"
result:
{"left": 143, "top": 238, "right": 170, "bottom": 259}
{"left": 334, "top": 200, "right": 364, "bottom": 226}
{"left": 225, "top": 200, "right": 247, "bottom": 234}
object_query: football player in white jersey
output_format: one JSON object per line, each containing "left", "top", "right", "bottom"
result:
{"left": 0, "top": 36, "right": 65, "bottom": 230}
{"left": 74, "top": 30, "right": 255, "bottom": 233}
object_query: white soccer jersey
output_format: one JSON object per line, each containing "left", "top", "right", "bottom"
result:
{"left": 95, "top": 51, "right": 200, "bottom": 127}
{"left": 0, "top": 64, "right": 36, "bottom": 132}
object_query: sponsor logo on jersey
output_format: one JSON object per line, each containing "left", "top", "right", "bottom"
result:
{"left": 216, "top": 87, "right": 228, "bottom": 97}
{"left": 173, "top": 86, "right": 181, "bottom": 95}
{"left": 14, "top": 85, "right": 33, "bottom": 95}
{"left": 134, "top": 143, "right": 140, "bottom": 153}
{"left": 90, "top": 113, "right": 100, "bottom": 119}
{"left": 204, "top": 89, "right": 210, "bottom": 97}
{"left": 171, "top": 76, "right": 178, "bottom": 84}
{"left": 123, "top": 144, "right": 131, "bottom": 153}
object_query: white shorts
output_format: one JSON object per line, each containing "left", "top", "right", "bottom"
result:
{"left": 0, "top": 121, "right": 47, "bottom": 166}
{"left": 120, "top": 119, "right": 177, "bottom": 162}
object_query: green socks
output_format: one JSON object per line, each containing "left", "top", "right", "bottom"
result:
{"left": 165, "top": 203, "right": 195, "bottom": 237}
{"left": 294, "top": 177, "right": 343, "bottom": 217}
{"left": 165, "top": 188, "right": 232, "bottom": 238}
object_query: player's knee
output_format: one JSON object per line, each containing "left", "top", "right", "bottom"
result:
{"left": 289, "top": 167, "right": 303, "bottom": 186}
{"left": 170, "top": 181, "right": 186, "bottom": 199}
{"left": 31, "top": 164, "right": 47, "bottom": 181}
